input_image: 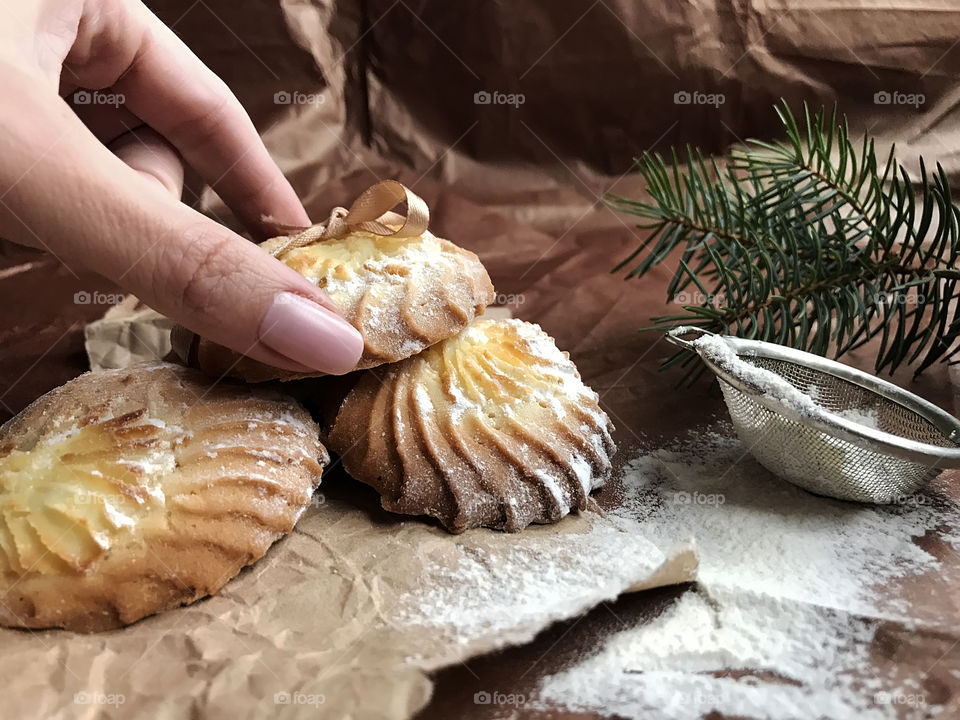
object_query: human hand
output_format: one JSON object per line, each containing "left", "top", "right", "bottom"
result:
{"left": 0, "top": 0, "right": 363, "bottom": 374}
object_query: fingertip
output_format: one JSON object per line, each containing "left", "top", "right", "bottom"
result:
{"left": 258, "top": 292, "right": 364, "bottom": 375}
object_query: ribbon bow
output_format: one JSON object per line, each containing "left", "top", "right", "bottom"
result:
{"left": 263, "top": 180, "right": 430, "bottom": 259}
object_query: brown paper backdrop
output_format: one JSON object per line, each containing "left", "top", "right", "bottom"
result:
{"left": 147, "top": 0, "right": 960, "bottom": 199}
{"left": 2, "top": 1, "right": 960, "bottom": 718}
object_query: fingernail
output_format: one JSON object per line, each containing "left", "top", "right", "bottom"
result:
{"left": 259, "top": 293, "right": 364, "bottom": 375}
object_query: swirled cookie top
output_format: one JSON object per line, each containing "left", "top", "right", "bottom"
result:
{"left": 326, "top": 317, "right": 616, "bottom": 531}
{"left": 276, "top": 230, "right": 494, "bottom": 364}
{"left": 0, "top": 411, "right": 178, "bottom": 575}
{"left": 415, "top": 318, "right": 608, "bottom": 432}
{"left": 280, "top": 231, "right": 451, "bottom": 312}
{"left": 0, "top": 369, "right": 323, "bottom": 578}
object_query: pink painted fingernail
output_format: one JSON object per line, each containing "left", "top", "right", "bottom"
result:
{"left": 259, "top": 293, "right": 363, "bottom": 375}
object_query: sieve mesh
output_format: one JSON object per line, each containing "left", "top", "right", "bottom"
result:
{"left": 720, "top": 356, "right": 950, "bottom": 502}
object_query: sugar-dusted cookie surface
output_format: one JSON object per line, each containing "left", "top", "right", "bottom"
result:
{"left": 187, "top": 227, "right": 495, "bottom": 382}
{"left": 0, "top": 363, "right": 327, "bottom": 632}
{"left": 325, "top": 318, "right": 616, "bottom": 533}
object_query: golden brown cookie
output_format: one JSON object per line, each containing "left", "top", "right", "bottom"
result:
{"left": 0, "top": 363, "right": 327, "bottom": 632}
{"left": 325, "top": 318, "right": 616, "bottom": 533}
{"left": 180, "top": 223, "right": 495, "bottom": 382}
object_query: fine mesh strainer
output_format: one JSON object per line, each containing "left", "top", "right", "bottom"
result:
{"left": 665, "top": 326, "right": 960, "bottom": 503}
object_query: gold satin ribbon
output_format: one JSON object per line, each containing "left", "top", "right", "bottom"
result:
{"left": 265, "top": 180, "right": 430, "bottom": 259}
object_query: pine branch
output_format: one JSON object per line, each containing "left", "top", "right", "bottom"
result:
{"left": 609, "top": 101, "right": 960, "bottom": 378}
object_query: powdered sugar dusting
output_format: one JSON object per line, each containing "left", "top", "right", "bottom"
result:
{"left": 421, "top": 318, "right": 614, "bottom": 523}
{"left": 535, "top": 470, "right": 571, "bottom": 515}
{"left": 539, "top": 587, "right": 891, "bottom": 719}
{"left": 532, "top": 432, "right": 960, "bottom": 718}
{"left": 285, "top": 230, "right": 487, "bottom": 360}
{"left": 450, "top": 319, "right": 607, "bottom": 430}
{"left": 838, "top": 407, "right": 881, "bottom": 429}
{"left": 693, "top": 334, "right": 819, "bottom": 415}
{"left": 392, "top": 516, "right": 675, "bottom": 652}
{"left": 617, "top": 433, "right": 952, "bottom": 614}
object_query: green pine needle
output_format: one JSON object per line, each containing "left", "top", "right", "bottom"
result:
{"left": 609, "top": 100, "right": 960, "bottom": 379}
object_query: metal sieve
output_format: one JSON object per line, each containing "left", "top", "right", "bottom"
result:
{"left": 665, "top": 326, "right": 960, "bottom": 503}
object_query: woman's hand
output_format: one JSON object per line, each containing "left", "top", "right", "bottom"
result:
{"left": 0, "top": 0, "right": 363, "bottom": 374}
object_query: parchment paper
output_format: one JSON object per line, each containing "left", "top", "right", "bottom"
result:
{"left": 0, "top": 463, "right": 696, "bottom": 720}
{"left": 2, "top": 209, "right": 698, "bottom": 720}
{"left": 83, "top": 296, "right": 173, "bottom": 371}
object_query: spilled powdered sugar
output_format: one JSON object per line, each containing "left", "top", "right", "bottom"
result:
{"left": 618, "top": 434, "right": 950, "bottom": 615}
{"left": 532, "top": 432, "right": 960, "bottom": 718}
{"left": 538, "top": 587, "right": 893, "bottom": 719}
{"left": 391, "top": 516, "right": 673, "bottom": 654}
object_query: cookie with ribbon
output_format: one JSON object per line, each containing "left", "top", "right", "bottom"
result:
{"left": 0, "top": 363, "right": 327, "bottom": 631}
{"left": 174, "top": 181, "right": 495, "bottom": 382}
{"left": 325, "top": 318, "right": 616, "bottom": 533}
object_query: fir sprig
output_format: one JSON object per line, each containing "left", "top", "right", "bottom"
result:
{"left": 609, "top": 101, "right": 960, "bottom": 381}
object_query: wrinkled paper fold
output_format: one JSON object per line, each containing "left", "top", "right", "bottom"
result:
{"left": 0, "top": 299, "right": 699, "bottom": 720}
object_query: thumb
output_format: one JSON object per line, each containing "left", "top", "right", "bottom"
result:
{"left": 0, "top": 79, "right": 363, "bottom": 375}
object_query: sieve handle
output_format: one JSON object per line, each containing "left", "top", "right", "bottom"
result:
{"left": 665, "top": 326, "right": 717, "bottom": 351}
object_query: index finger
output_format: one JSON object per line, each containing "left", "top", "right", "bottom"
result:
{"left": 64, "top": 0, "right": 310, "bottom": 237}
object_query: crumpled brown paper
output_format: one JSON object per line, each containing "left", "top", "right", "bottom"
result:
{"left": 13, "top": 2, "right": 954, "bottom": 716}
{"left": 83, "top": 295, "right": 174, "bottom": 372}
{"left": 0, "top": 282, "right": 696, "bottom": 720}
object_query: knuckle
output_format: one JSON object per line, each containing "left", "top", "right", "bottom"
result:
{"left": 229, "top": 171, "right": 281, "bottom": 206}
{"left": 170, "top": 225, "right": 243, "bottom": 318}
{"left": 167, "top": 90, "right": 235, "bottom": 151}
